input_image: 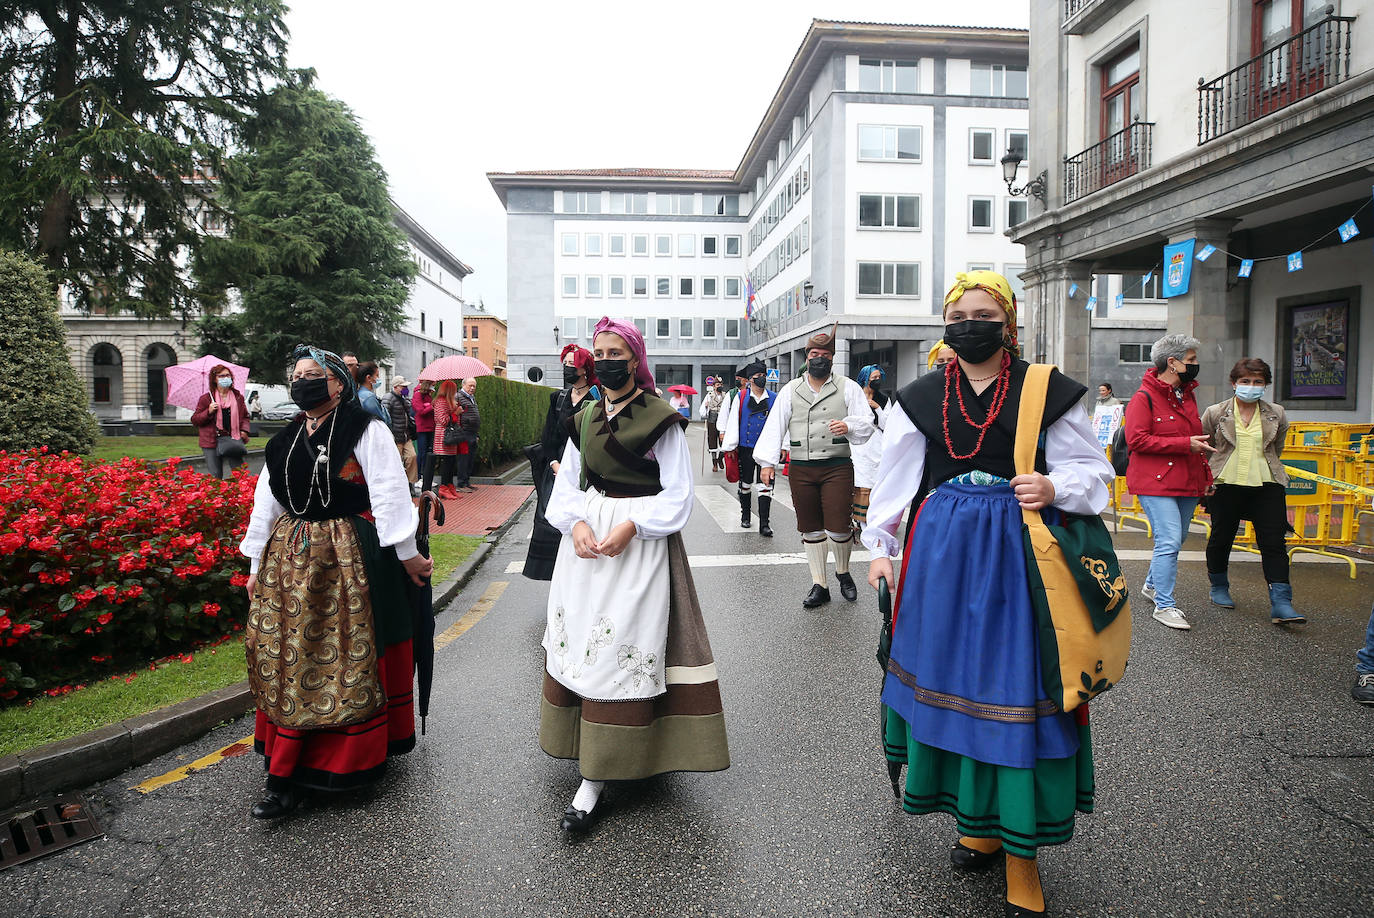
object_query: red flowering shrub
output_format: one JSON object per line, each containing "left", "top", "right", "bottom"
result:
{"left": 0, "top": 449, "right": 256, "bottom": 702}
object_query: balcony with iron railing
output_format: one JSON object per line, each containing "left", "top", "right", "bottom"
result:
{"left": 1062, "top": 0, "right": 1129, "bottom": 35}
{"left": 1198, "top": 12, "right": 1356, "bottom": 144}
{"left": 1062, "top": 119, "right": 1154, "bottom": 205}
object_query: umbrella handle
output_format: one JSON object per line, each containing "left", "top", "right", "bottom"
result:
{"left": 877, "top": 576, "right": 891, "bottom": 626}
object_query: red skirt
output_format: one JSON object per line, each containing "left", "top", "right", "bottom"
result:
{"left": 254, "top": 639, "right": 416, "bottom": 792}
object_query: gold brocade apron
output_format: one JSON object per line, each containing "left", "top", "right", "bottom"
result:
{"left": 246, "top": 515, "right": 386, "bottom": 729}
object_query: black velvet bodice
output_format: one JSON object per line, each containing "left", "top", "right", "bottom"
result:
{"left": 264, "top": 401, "right": 377, "bottom": 520}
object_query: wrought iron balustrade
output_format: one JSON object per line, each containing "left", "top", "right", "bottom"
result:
{"left": 1063, "top": 1, "right": 1101, "bottom": 20}
{"left": 1062, "top": 120, "right": 1154, "bottom": 205}
{"left": 1198, "top": 13, "right": 1355, "bottom": 144}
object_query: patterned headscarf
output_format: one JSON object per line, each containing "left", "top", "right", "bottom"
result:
{"left": 289, "top": 344, "right": 356, "bottom": 403}
{"left": 926, "top": 340, "right": 953, "bottom": 369}
{"left": 591, "top": 317, "right": 655, "bottom": 391}
{"left": 857, "top": 364, "right": 883, "bottom": 387}
{"left": 942, "top": 270, "right": 1019, "bottom": 351}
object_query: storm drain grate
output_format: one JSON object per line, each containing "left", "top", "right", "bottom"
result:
{"left": 0, "top": 793, "right": 104, "bottom": 870}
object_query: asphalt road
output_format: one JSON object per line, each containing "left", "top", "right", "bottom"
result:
{"left": 4, "top": 426, "right": 1372, "bottom": 917}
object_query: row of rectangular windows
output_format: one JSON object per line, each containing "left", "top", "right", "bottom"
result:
{"left": 561, "top": 232, "right": 743, "bottom": 258}
{"left": 561, "top": 316, "right": 741, "bottom": 341}
{"left": 749, "top": 218, "right": 811, "bottom": 292}
{"left": 561, "top": 275, "right": 744, "bottom": 299}
{"left": 749, "top": 156, "right": 811, "bottom": 254}
{"left": 856, "top": 59, "right": 1028, "bottom": 98}
{"left": 857, "top": 125, "right": 1028, "bottom": 165}
{"left": 560, "top": 191, "right": 743, "bottom": 216}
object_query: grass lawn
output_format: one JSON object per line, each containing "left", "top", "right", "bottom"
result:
{"left": 430, "top": 533, "right": 485, "bottom": 582}
{"left": 91, "top": 435, "right": 206, "bottom": 462}
{"left": 0, "top": 640, "right": 249, "bottom": 758}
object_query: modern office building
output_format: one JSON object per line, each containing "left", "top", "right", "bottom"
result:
{"left": 489, "top": 20, "right": 1032, "bottom": 390}
{"left": 1013, "top": 0, "right": 1374, "bottom": 420}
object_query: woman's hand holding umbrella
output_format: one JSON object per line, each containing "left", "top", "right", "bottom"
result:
{"left": 402, "top": 554, "right": 433, "bottom": 586}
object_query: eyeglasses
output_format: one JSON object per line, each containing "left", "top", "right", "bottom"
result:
{"left": 289, "top": 370, "right": 328, "bottom": 382}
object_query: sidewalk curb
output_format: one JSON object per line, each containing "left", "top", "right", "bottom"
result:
{"left": 432, "top": 488, "right": 534, "bottom": 614}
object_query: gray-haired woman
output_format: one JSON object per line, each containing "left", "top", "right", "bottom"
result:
{"left": 1123, "top": 334, "right": 1215, "bottom": 630}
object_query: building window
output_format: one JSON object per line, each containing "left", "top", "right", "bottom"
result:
{"left": 679, "top": 318, "right": 693, "bottom": 338}
{"left": 1006, "top": 130, "right": 1028, "bottom": 161}
{"left": 725, "top": 319, "right": 740, "bottom": 339}
{"left": 859, "top": 58, "right": 918, "bottom": 93}
{"left": 858, "top": 193, "right": 920, "bottom": 229}
{"left": 439, "top": 320, "right": 445, "bottom": 339}
{"left": 609, "top": 234, "right": 625, "bottom": 256}
{"left": 1006, "top": 199, "right": 1028, "bottom": 228}
{"left": 970, "top": 62, "right": 1028, "bottom": 98}
{"left": 633, "top": 318, "right": 648, "bottom": 336}
{"left": 655, "top": 234, "right": 671, "bottom": 256}
{"left": 969, "top": 197, "right": 994, "bottom": 232}
{"left": 1101, "top": 42, "right": 1141, "bottom": 141}
{"left": 655, "top": 276, "right": 671, "bottom": 297}
{"left": 94, "top": 376, "right": 110, "bottom": 402}
{"left": 632, "top": 276, "right": 648, "bottom": 297}
{"left": 609, "top": 276, "right": 625, "bottom": 297}
{"left": 561, "top": 233, "right": 578, "bottom": 255}
{"left": 969, "top": 129, "right": 995, "bottom": 164}
{"left": 679, "top": 277, "right": 694, "bottom": 297}
{"left": 420, "top": 312, "right": 426, "bottom": 332}
{"left": 1003, "top": 264, "right": 1026, "bottom": 303}
{"left": 708, "top": 194, "right": 740, "bottom": 216}
{"left": 677, "top": 234, "right": 695, "bottom": 257}
{"left": 562, "top": 275, "right": 578, "bottom": 296}
{"left": 702, "top": 235, "right": 718, "bottom": 256}
{"left": 561, "top": 191, "right": 601, "bottom": 214}
{"left": 613, "top": 193, "right": 649, "bottom": 214}
{"left": 702, "top": 318, "right": 717, "bottom": 337}
{"left": 584, "top": 234, "right": 601, "bottom": 256}
{"left": 725, "top": 277, "right": 741, "bottom": 298}
{"left": 1119, "top": 343, "right": 1154, "bottom": 363}
{"left": 470, "top": 324, "right": 478, "bottom": 339}
{"left": 586, "top": 275, "right": 602, "bottom": 297}
{"left": 656, "top": 318, "right": 671, "bottom": 338}
{"left": 655, "top": 193, "right": 695, "bottom": 215}
{"left": 632, "top": 234, "right": 649, "bottom": 256}
{"left": 858, "top": 124, "right": 921, "bottom": 161}
{"left": 724, "top": 235, "right": 741, "bottom": 256}
{"left": 702, "top": 277, "right": 718, "bottom": 297}
{"left": 857, "top": 262, "right": 920, "bottom": 297}
{"left": 561, "top": 317, "right": 578, "bottom": 339}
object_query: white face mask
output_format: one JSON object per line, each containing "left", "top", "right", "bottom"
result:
{"left": 1234, "top": 384, "right": 1265, "bottom": 403}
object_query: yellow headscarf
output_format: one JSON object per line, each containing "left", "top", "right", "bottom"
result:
{"left": 942, "top": 270, "right": 1019, "bottom": 351}
{"left": 926, "top": 340, "right": 952, "bottom": 370}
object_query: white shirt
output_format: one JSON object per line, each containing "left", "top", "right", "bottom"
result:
{"left": 851, "top": 401, "right": 889, "bottom": 490}
{"left": 859, "top": 404, "right": 1114, "bottom": 559}
{"left": 720, "top": 386, "right": 774, "bottom": 452}
{"left": 753, "top": 375, "right": 876, "bottom": 469}
{"left": 546, "top": 422, "right": 694, "bottom": 540}
{"left": 240, "top": 418, "right": 419, "bottom": 573}
{"left": 715, "top": 391, "right": 739, "bottom": 436}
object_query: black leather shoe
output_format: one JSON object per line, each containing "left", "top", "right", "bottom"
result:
{"left": 561, "top": 804, "right": 599, "bottom": 833}
{"left": 837, "top": 572, "right": 858, "bottom": 602}
{"left": 1004, "top": 902, "right": 1045, "bottom": 917}
{"left": 803, "top": 584, "right": 831, "bottom": 608}
{"left": 250, "top": 786, "right": 304, "bottom": 820}
{"left": 950, "top": 839, "right": 1002, "bottom": 871}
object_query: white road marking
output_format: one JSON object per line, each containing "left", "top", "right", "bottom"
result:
{"left": 694, "top": 484, "right": 752, "bottom": 533}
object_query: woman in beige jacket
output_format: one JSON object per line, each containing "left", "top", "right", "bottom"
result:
{"left": 1200, "top": 357, "right": 1305, "bottom": 624}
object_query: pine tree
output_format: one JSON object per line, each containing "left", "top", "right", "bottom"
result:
{"left": 0, "top": 250, "right": 99, "bottom": 453}
{"left": 195, "top": 81, "right": 416, "bottom": 383}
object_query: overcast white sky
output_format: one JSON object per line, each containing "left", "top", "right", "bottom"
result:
{"left": 284, "top": 0, "right": 1030, "bottom": 316}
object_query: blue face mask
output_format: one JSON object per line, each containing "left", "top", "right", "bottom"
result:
{"left": 217, "top": 376, "right": 233, "bottom": 389}
{"left": 1234, "top": 384, "right": 1264, "bottom": 403}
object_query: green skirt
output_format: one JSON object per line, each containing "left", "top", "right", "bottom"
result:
{"left": 883, "top": 706, "right": 1094, "bottom": 858}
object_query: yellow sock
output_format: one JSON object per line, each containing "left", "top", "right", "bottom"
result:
{"left": 959, "top": 835, "right": 1002, "bottom": 854}
{"left": 1005, "top": 854, "right": 1045, "bottom": 912}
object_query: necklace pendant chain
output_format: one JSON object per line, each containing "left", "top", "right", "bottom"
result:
{"left": 283, "top": 410, "right": 339, "bottom": 515}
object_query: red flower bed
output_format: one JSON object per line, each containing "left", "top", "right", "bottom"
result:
{"left": 0, "top": 449, "right": 256, "bottom": 702}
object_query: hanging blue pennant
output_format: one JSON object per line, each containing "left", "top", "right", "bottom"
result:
{"left": 1142, "top": 271, "right": 1153, "bottom": 287}
{"left": 1195, "top": 243, "right": 1217, "bottom": 261}
{"left": 1086, "top": 295, "right": 1098, "bottom": 311}
{"left": 1238, "top": 259, "right": 1254, "bottom": 278}
{"left": 1114, "top": 293, "right": 1124, "bottom": 308}
{"left": 1338, "top": 218, "right": 1360, "bottom": 242}
{"left": 1068, "top": 283, "right": 1079, "bottom": 298}
{"left": 1162, "top": 240, "right": 1196, "bottom": 297}
{"left": 1287, "top": 251, "right": 1304, "bottom": 272}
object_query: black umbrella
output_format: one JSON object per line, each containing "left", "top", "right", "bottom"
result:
{"left": 876, "top": 575, "right": 903, "bottom": 798}
{"left": 406, "top": 486, "right": 445, "bottom": 734}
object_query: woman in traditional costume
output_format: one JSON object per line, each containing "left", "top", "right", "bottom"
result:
{"left": 850, "top": 363, "right": 888, "bottom": 535}
{"left": 862, "top": 272, "right": 1114, "bottom": 917}
{"left": 540, "top": 317, "right": 729, "bottom": 832}
{"left": 240, "top": 345, "right": 432, "bottom": 819}
{"left": 522, "top": 344, "right": 599, "bottom": 581}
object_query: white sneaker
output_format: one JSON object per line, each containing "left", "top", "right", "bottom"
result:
{"left": 1141, "top": 583, "right": 1157, "bottom": 602}
{"left": 1152, "top": 606, "right": 1191, "bottom": 630}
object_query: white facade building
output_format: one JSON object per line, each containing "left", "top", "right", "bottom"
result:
{"left": 490, "top": 21, "right": 1030, "bottom": 390}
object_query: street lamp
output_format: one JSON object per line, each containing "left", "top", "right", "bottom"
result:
{"left": 803, "top": 281, "right": 828, "bottom": 311}
{"left": 552, "top": 324, "right": 560, "bottom": 346}
{"left": 1000, "top": 149, "right": 1047, "bottom": 203}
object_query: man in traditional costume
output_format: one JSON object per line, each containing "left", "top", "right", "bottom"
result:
{"left": 240, "top": 345, "right": 431, "bottom": 819}
{"left": 755, "top": 325, "right": 874, "bottom": 608}
{"left": 862, "top": 271, "right": 1114, "bottom": 917}
{"left": 720, "top": 359, "right": 776, "bottom": 536}
{"left": 540, "top": 317, "right": 729, "bottom": 832}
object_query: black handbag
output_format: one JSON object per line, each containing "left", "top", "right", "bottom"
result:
{"left": 216, "top": 434, "right": 246, "bottom": 458}
{"left": 442, "top": 424, "right": 462, "bottom": 447}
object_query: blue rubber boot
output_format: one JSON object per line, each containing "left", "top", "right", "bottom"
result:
{"left": 1268, "top": 582, "right": 1306, "bottom": 624}
{"left": 1208, "top": 571, "right": 1234, "bottom": 608}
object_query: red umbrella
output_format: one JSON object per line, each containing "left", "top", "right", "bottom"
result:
{"left": 667, "top": 384, "right": 698, "bottom": 395}
{"left": 418, "top": 354, "right": 493, "bottom": 382}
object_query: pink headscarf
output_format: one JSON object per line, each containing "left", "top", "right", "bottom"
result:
{"left": 592, "top": 316, "right": 655, "bottom": 391}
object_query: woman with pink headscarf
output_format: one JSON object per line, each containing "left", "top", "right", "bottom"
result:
{"left": 538, "top": 317, "right": 730, "bottom": 833}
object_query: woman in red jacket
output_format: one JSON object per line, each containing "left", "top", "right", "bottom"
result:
{"left": 190, "top": 364, "right": 251, "bottom": 479}
{"left": 412, "top": 380, "right": 435, "bottom": 492}
{"left": 1124, "top": 334, "right": 1215, "bottom": 631}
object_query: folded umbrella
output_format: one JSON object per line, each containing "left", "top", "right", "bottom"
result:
{"left": 406, "top": 489, "right": 445, "bottom": 734}
{"left": 876, "top": 575, "right": 903, "bottom": 798}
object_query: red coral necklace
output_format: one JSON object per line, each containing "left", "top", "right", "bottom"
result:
{"left": 941, "top": 352, "right": 1012, "bottom": 460}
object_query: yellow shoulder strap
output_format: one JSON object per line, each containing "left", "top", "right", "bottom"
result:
{"left": 1013, "top": 364, "right": 1055, "bottom": 478}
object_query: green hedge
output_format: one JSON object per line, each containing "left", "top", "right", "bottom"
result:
{"left": 470, "top": 376, "right": 548, "bottom": 472}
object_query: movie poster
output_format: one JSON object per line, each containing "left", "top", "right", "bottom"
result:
{"left": 1287, "top": 300, "right": 1349, "bottom": 399}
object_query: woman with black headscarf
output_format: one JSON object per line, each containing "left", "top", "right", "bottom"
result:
{"left": 239, "top": 345, "right": 432, "bottom": 819}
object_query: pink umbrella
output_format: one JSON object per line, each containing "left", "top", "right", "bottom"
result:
{"left": 163, "top": 355, "right": 251, "bottom": 411}
{"left": 418, "top": 354, "right": 493, "bottom": 382}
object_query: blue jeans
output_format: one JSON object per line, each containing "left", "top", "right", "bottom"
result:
{"left": 415, "top": 431, "right": 433, "bottom": 480}
{"left": 1357, "top": 603, "right": 1374, "bottom": 674}
{"left": 1138, "top": 495, "right": 1198, "bottom": 610}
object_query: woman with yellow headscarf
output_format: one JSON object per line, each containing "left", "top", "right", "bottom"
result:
{"left": 861, "top": 271, "right": 1115, "bottom": 917}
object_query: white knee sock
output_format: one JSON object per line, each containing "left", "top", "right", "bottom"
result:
{"left": 572, "top": 779, "right": 604, "bottom": 813}
{"left": 804, "top": 535, "right": 828, "bottom": 585}
{"left": 829, "top": 534, "right": 853, "bottom": 575}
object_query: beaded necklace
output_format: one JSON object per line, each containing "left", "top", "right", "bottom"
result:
{"left": 941, "top": 351, "right": 1012, "bottom": 460}
{"left": 283, "top": 409, "right": 339, "bottom": 516}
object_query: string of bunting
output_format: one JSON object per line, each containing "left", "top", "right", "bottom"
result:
{"left": 1066, "top": 187, "right": 1372, "bottom": 311}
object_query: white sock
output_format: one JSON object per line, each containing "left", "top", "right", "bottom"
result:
{"left": 804, "top": 538, "right": 828, "bottom": 585}
{"left": 830, "top": 535, "right": 853, "bottom": 575}
{"left": 571, "top": 779, "right": 604, "bottom": 813}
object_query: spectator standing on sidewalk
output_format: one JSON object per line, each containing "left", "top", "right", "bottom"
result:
{"left": 1355, "top": 602, "right": 1374, "bottom": 705}
{"left": 454, "top": 377, "right": 480, "bottom": 491}
{"left": 1124, "top": 334, "right": 1215, "bottom": 631}
{"left": 412, "top": 380, "right": 435, "bottom": 487}
{"left": 383, "top": 376, "right": 419, "bottom": 491}
{"left": 191, "top": 364, "right": 251, "bottom": 480}
{"left": 354, "top": 361, "right": 388, "bottom": 424}
{"left": 430, "top": 380, "right": 462, "bottom": 500}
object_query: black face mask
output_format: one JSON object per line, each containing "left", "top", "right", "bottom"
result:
{"left": 752, "top": 375, "right": 766, "bottom": 388}
{"left": 807, "top": 356, "right": 832, "bottom": 379}
{"left": 562, "top": 364, "right": 580, "bottom": 386}
{"left": 290, "top": 377, "right": 332, "bottom": 410}
{"left": 595, "top": 359, "right": 632, "bottom": 391}
{"left": 1174, "top": 361, "right": 1200, "bottom": 384}
{"left": 869, "top": 379, "right": 882, "bottom": 394}
{"left": 943, "top": 320, "right": 1006, "bottom": 364}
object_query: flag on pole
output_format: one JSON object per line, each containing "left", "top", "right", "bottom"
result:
{"left": 745, "top": 278, "right": 757, "bottom": 318}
